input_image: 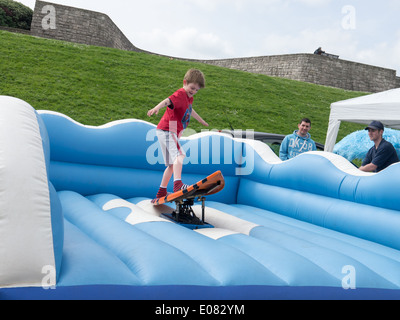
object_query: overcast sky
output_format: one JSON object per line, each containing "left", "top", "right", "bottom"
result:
{"left": 18, "top": 0, "right": 400, "bottom": 74}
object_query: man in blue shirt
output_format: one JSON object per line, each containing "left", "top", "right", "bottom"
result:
{"left": 279, "top": 118, "right": 317, "bottom": 161}
{"left": 360, "top": 121, "right": 399, "bottom": 173}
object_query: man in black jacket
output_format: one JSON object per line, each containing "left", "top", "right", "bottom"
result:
{"left": 359, "top": 121, "right": 399, "bottom": 173}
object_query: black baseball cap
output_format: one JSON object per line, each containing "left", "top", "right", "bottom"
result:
{"left": 365, "top": 121, "right": 384, "bottom": 131}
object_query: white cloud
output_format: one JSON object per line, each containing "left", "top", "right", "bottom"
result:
{"left": 136, "top": 27, "right": 234, "bottom": 59}
{"left": 393, "top": 31, "right": 400, "bottom": 58}
{"left": 294, "top": 0, "right": 332, "bottom": 7}
{"left": 258, "top": 27, "right": 355, "bottom": 57}
{"left": 184, "top": 0, "right": 284, "bottom": 12}
{"left": 353, "top": 32, "right": 400, "bottom": 72}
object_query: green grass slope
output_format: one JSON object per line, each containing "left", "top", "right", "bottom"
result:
{"left": 0, "top": 30, "right": 367, "bottom": 144}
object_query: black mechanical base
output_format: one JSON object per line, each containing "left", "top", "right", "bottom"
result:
{"left": 162, "top": 197, "right": 213, "bottom": 230}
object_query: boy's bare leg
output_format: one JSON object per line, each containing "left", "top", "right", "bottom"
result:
{"left": 153, "top": 165, "right": 173, "bottom": 200}
{"left": 173, "top": 155, "right": 188, "bottom": 192}
{"left": 173, "top": 154, "right": 185, "bottom": 181}
{"left": 160, "top": 165, "right": 173, "bottom": 188}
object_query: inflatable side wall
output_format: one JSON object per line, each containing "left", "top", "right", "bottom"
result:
{"left": 0, "top": 97, "right": 63, "bottom": 289}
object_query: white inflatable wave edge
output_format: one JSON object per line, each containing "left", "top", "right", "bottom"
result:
{"left": 38, "top": 110, "right": 157, "bottom": 130}
{"left": 37, "top": 110, "right": 376, "bottom": 177}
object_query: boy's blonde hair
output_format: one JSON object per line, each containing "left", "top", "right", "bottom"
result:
{"left": 184, "top": 69, "right": 206, "bottom": 89}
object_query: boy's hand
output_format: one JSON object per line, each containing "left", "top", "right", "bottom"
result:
{"left": 148, "top": 99, "right": 171, "bottom": 117}
{"left": 147, "top": 108, "right": 158, "bottom": 117}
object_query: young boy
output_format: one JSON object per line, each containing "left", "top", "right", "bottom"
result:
{"left": 147, "top": 69, "right": 209, "bottom": 199}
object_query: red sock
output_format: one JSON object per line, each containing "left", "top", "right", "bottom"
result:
{"left": 173, "top": 180, "right": 183, "bottom": 193}
{"left": 174, "top": 180, "right": 189, "bottom": 193}
{"left": 156, "top": 187, "right": 167, "bottom": 199}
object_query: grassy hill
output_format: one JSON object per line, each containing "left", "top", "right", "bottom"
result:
{"left": 0, "top": 30, "right": 367, "bottom": 144}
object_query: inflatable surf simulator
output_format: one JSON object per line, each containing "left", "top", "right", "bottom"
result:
{"left": 2, "top": 96, "right": 400, "bottom": 300}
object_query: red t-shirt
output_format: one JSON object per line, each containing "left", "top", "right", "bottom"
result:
{"left": 157, "top": 88, "right": 193, "bottom": 137}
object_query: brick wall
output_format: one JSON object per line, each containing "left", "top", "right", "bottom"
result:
{"left": 30, "top": 0, "right": 141, "bottom": 52}
{"left": 0, "top": 26, "right": 31, "bottom": 35}
{"left": 197, "top": 54, "right": 400, "bottom": 93}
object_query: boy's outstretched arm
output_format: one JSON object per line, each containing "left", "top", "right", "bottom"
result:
{"left": 147, "top": 98, "right": 171, "bottom": 117}
{"left": 191, "top": 108, "right": 209, "bottom": 127}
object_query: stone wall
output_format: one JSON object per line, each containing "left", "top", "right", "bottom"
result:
{"left": 28, "top": 1, "right": 399, "bottom": 93}
{"left": 0, "top": 26, "right": 31, "bottom": 35}
{"left": 30, "top": 0, "right": 141, "bottom": 52}
{"left": 197, "top": 54, "right": 400, "bottom": 93}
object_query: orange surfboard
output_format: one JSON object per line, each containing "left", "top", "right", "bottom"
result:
{"left": 152, "top": 171, "right": 225, "bottom": 206}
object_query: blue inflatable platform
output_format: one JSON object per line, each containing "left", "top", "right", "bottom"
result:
{"left": 1, "top": 96, "right": 400, "bottom": 300}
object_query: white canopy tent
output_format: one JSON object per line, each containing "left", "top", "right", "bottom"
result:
{"left": 325, "top": 88, "right": 400, "bottom": 152}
